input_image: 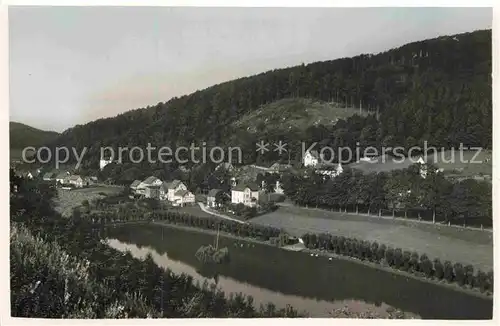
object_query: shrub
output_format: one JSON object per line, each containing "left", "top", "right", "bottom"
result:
{"left": 443, "top": 261, "right": 454, "bottom": 282}
{"left": 377, "top": 244, "right": 386, "bottom": 262}
{"left": 453, "top": 263, "right": 465, "bottom": 286}
{"left": 433, "top": 259, "right": 444, "bottom": 280}
{"left": 401, "top": 251, "right": 412, "bottom": 272}
{"left": 385, "top": 247, "right": 395, "bottom": 266}
{"left": 464, "top": 264, "right": 475, "bottom": 287}
{"left": 393, "top": 248, "right": 403, "bottom": 269}
{"left": 370, "top": 242, "right": 379, "bottom": 262}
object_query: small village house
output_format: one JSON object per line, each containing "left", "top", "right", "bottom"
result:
{"left": 55, "top": 171, "right": 70, "bottom": 185}
{"left": 145, "top": 184, "right": 161, "bottom": 199}
{"left": 207, "top": 189, "right": 227, "bottom": 208}
{"left": 130, "top": 180, "right": 141, "bottom": 194}
{"left": 172, "top": 189, "right": 195, "bottom": 207}
{"left": 137, "top": 176, "right": 162, "bottom": 199}
{"left": 274, "top": 180, "right": 284, "bottom": 194}
{"left": 231, "top": 183, "right": 262, "bottom": 207}
{"left": 165, "top": 180, "right": 188, "bottom": 202}
{"left": 303, "top": 149, "right": 320, "bottom": 167}
{"left": 68, "top": 175, "right": 84, "bottom": 188}
{"left": 99, "top": 158, "right": 113, "bottom": 171}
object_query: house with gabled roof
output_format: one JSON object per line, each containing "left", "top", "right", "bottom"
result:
{"left": 231, "top": 182, "right": 263, "bottom": 207}
{"left": 136, "top": 176, "right": 162, "bottom": 198}
{"left": 172, "top": 189, "right": 195, "bottom": 207}
{"left": 55, "top": 171, "right": 70, "bottom": 185}
{"left": 207, "top": 189, "right": 230, "bottom": 208}
{"left": 303, "top": 149, "right": 320, "bottom": 167}
{"left": 163, "top": 179, "right": 188, "bottom": 202}
{"left": 68, "top": 175, "right": 84, "bottom": 188}
{"left": 130, "top": 180, "right": 141, "bottom": 193}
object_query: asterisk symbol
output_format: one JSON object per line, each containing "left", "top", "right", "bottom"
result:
{"left": 273, "top": 141, "right": 287, "bottom": 155}
{"left": 256, "top": 140, "right": 270, "bottom": 154}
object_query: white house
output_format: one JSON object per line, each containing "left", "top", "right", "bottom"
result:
{"left": 56, "top": 171, "right": 70, "bottom": 184}
{"left": 137, "top": 176, "right": 162, "bottom": 197}
{"left": 139, "top": 176, "right": 162, "bottom": 189}
{"left": 161, "top": 180, "right": 188, "bottom": 202}
{"left": 68, "top": 175, "right": 84, "bottom": 188}
{"left": 99, "top": 158, "right": 113, "bottom": 171}
{"left": 274, "top": 180, "right": 284, "bottom": 194}
{"left": 172, "top": 189, "right": 195, "bottom": 207}
{"left": 231, "top": 183, "right": 262, "bottom": 207}
{"left": 130, "top": 180, "right": 141, "bottom": 194}
{"left": 303, "top": 150, "right": 320, "bottom": 167}
{"left": 207, "top": 189, "right": 223, "bottom": 208}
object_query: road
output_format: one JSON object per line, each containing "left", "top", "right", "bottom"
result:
{"left": 197, "top": 202, "right": 246, "bottom": 224}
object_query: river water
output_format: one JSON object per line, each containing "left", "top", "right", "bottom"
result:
{"left": 106, "top": 223, "right": 492, "bottom": 319}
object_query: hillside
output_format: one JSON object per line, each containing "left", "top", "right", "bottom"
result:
{"left": 10, "top": 122, "right": 59, "bottom": 159}
{"left": 232, "top": 98, "right": 367, "bottom": 134}
{"left": 43, "top": 29, "right": 491, "bottom": 177}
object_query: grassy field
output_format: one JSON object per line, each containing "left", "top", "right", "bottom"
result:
{"left": 232, "top": 98, "right": 367, "bottom": 134}
{"left": 348, "top": 150, "right": 492, "bottom": 177}
{"left": 249, "top": 206, "right": 492, "bottom": 271}
{"left": 433, "top": 149, "right": 492, "bottom": 177}
{"left": 53, "top": 186, "right": 124, "bottom": 217}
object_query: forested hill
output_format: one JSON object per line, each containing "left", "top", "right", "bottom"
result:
{"left": 10, "top": 122, "right": 59, "bottom": 150}
{"left": 47, "top": 29, "right": 491, "bottom": 170}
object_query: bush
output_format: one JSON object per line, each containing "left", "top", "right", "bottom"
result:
{"left": 454, "top": 263, "right": 466, "bottom": 286}
{"left": 393, "top": 248, "right": 403, "bottom": 269}
{"left": 464, "top": 264, "right": 475, "bottom": 287}
{"left": 443, "top": 261, "right": 454, "bottom": 282}
{"left": 433, "top": 259, "right": 444, "bottom": 280}
{"left": 385, "top": 247, "right": 395, "bottom": 266}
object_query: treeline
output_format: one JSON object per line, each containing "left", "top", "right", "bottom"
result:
{"left": 10, "top": 176, "right": 304, "bottom": 318}
{"left": 281, "top": 164, "right": 492, "bottom": 227}
{"left": 42, "top": 30, "right": 490, "bottom": 174}
{"left": 301, "top": 233, "right": 493, "bottom": 294}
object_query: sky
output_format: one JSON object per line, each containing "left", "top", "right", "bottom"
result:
{"left": 9, "top": 6, "right": 492, "bottom": 132}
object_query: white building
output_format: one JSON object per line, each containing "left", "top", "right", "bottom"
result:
{"left": 274, "top": 180, "right": 284, "bottom": 194}
{"left": 160, "top": 180, "right": 188, "bottom": 202}
{"left": 99, "top": 158, "right": 113, "bottom": 170}
{"left": 137, "top": 176, "right": 162, "bottom": 198}
{"left": 68, "top": 175, "right": 84, "bottom": 188}
{"left": 130, "top": 180, "right": 141, "bottom": 194}
{"left": 303, "top": 150, "right": 320, "bottom": 167}
{"left": 231, "top": 183, "right": 262, "bottom": 207}
{"left": 171, "top": 189, "right": 195, "bottom": 207}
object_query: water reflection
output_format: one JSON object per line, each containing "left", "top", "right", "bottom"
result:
{"left": 105, "top": 224, "right": 492, "bottom": 319}
{"left": 107, "top": 238, "right": 397, "bottom": 317}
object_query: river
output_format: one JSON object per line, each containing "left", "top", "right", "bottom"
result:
{"left": 105, "top": 223, "right": 492, "bottom": 319}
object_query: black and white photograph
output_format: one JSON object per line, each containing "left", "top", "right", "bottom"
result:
{"left": 6, "top": 4, "right": 495, "bottom": 321}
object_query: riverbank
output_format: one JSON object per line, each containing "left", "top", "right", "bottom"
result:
{"left": 143, "top": 221, "right": 492, "bottom": 300}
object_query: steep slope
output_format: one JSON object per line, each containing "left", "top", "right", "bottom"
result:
{"left": 45, "top": 29, "right": 491, "bottom": 171}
